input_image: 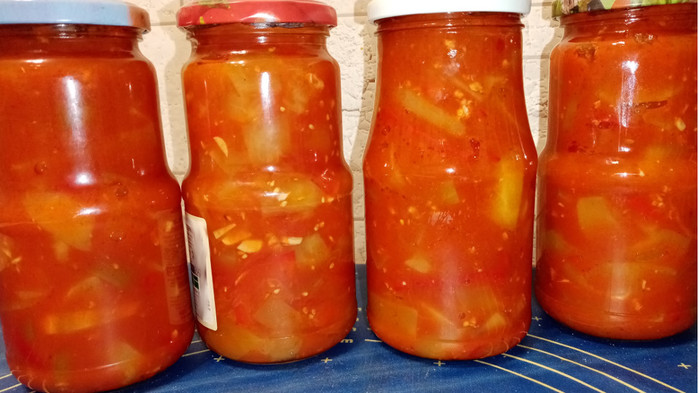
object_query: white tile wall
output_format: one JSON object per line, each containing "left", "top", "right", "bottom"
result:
{"left": 136, "top": 1, "right": 563, "bottom": 263}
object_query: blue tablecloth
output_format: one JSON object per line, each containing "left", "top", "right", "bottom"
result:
{"left": 1, "top": 266, "right": 696, "bottom": 392}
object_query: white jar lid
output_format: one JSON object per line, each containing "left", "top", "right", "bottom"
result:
{"left": 367, "top": 0, "right": 532, "bottom": 22}
{"left": 0, "top": 0, "right": 150, "bottom": 31}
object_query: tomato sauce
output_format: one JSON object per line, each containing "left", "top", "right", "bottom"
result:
{"left": 0, "top": 23, "right": 194, "bottom": 392}
{"left": 363, "top": 11, "right": 537, "bottom": 360}
{"left": 179, "top": 2, "right": 357, "bottom": 364}
{"left": 536, "top": 3, "right": 697, "bottom": 339}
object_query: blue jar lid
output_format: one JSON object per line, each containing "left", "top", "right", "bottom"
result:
{"left": 0, "top": 0, "right": 150, "bottom": 31}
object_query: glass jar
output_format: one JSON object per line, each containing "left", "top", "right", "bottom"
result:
{"left": 536, "top": 1, "right": 697, "bottom": 340}
{"left": 364, "top": 1, "right": 538, "bottom": 360}
{"left": 177, "top": 0, "right": 357, "bottom": 363}
{"left": 0, "top": 1, "right": 195, "bottom": 392}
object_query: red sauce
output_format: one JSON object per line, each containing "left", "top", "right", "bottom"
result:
{"left": 363, "top": 13, "right": 538, "bottom": 359}
{"left": 0, "top": 25, "right": 194, "bottom": 392}
{"left": 535, "top": 3, "right": 698, "bottom": 339}
{"left": 181, "top": 24, "right": 357, "bottom": 363}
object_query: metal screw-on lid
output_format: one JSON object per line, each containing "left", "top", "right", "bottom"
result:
{"left": 367, "top": 0, "right": 532, "bottom": 22}
{"left": 553, "top": 0, "right": 697, "bottom": 16}
{"left": 0, "top": 0, "right": 150, "bottom": 31}
{"left": 177, "top": 0, "right": 337, "bottom": 27}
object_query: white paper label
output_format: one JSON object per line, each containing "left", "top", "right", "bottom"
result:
{"left": 185, "top": 213, "right": 218, "bottom": 331}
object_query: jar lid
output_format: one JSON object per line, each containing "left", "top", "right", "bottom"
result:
{"left": 553, "top": 0, "right": 697, "bottom": 16}
{"left": 177, "top": 0, "right": 337, "bottom": 27}
{"left": 0, "top": 0, "right": 150, "bottom": 31}
{"left": 367, "top": 0, "right": 532, "bottom": 22}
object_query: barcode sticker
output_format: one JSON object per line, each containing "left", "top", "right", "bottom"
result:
{"left": 185, "top": 213, "right": 217, "bottom": 331}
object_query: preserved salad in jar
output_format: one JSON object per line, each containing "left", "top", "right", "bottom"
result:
{"left": 536, "top": 1, "right": 697, "bottom": 340}
{"left": 177, "top": 0, "right": 357, "bottom": 363}
{"left": 0, "top": 1, "right": 195, "bottom": 392}
{"left": 364, "top": 1, "right": 538, "bottom": 359}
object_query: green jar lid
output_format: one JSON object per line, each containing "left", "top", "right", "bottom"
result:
{"left": 553, "top": 0, "right": 696, "bottom": 17}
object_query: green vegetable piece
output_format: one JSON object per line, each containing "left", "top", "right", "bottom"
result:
{"left": 491, "top": 158, "right": 524, "bottom": 230}
{"left": 370, "top": 294, "right": 418, "bottom": 337}
{"left": 253, "top": 297, "right": 302, "bottom": 333}
{"left": 398, "top": 88, "right": 466, "bottom": 137}
{"left": 295, "top": 233, "right": 330, "bottom": 268}
{"left": 404, "top": 255, "right": 432, "bottom": 274}
{"left": 576, "top": 196, "right": 618, "bottom": 233}
{"left": 439, "top": 181, "right": 460, "bottom": 205}
{"left": 23, "top": 191, "right": 95, "bottom": 252}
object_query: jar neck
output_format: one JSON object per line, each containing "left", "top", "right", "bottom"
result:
{"left": 560, "top": 3, "right": 697, "bottom": 36}
{"left": 376, "top": 12, "right": 524, "bottom": 32}
{"left": 0, "top": 24, "right": 142, "bottom": 55}
{"left": 374, "top": 12, "right": 526, "bottom": 92}
{"left": 185, "top": 24, "right": 330, "bottom": 54}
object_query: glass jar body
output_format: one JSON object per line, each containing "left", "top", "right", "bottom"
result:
{"left": 363, "top": 13, "right": 537, "bottom": 360}
{"left": 181, "top": 24, "right": 357, "bottom": 363}
{"left": 0, "top": 24, "right": 194, "bottom": 392}
{"left": 535, "top": 4, "right": 698, "bottom": 340}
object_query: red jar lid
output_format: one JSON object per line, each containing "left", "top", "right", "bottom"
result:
{"left": 177, "top": 0, "right": 337, "bottom": 27}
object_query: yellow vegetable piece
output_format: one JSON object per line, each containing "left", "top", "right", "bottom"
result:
{"left": 225, "top": 65, "right": 292, "bottom": 165}
{"left": 280, "top": 70, "right": 312, "bottom": 115}
{"left": 384, "top": 142, "right": 407, "bottom": 189}
{"left": 253, "top": 297, "right": 302, "bottom": 333}
{"left": 0, "top": 290, "right": 47, "bottom": 312}
{"left": 490, "top": 158, "right": 524, "bottom": 230}
{"left": 438, "top": 181, "right": 460, "bottom": 205}
{"left": 65, "top": 276, "right": 103, "bottom": 300}
{"left": 243, "top": 122, "right": 290, "bottom": 166}
{"left": 284, "top": 177, "right": 323, "bottom": 209}
{"left": 483, "top": 312, "right": 507, "bottom": 334}
{"left": 456, "top": 285, "right": 502, "bottom": 319}
{"left": 43, "top": 302, "right": 138, "bottom": 335}
{"left": 0, "top": 233, "right": 15, "bottom": 272}
{"left": 398, "top": 88, "right": 466, "bottom": 137}
{"left": 213, "top": 223, "right": 237, "bottom": 240}
{"left": 106, "top": 341, "right": 143, "bottom": 384}
{"left": 210, "top": 323, "right": 302, "bottom": 363}
{"left": 93, "top": 262, "right": 132, "bottom": 289}
{"left": 630, "top": 226, "right": 691, "bottom": 262}
{"left": 576, "top": 196, "right": 618, "bottom": 233}
{"left": 369, "top": 294, "right": 418, "bottom": 338}
{"left": 43, "top": 310, "right": 103, "bottom": 335}
{"left": 53, "top": 241, "right": 70, "bottom": 261}
{"left": 23, "top": 192, "right": 95, "bottom": 251}
{"left": 221, "top": 229, "right": 252, "bottom": 246}
{"left": 404, "top": 255, "right": 432, "bottom": 274}
{"left": 419, "top": 302, "right": 463, "bottom": 341}
{"left": 295, "top": 233, "right": 330, "bottom": 268}
{"left": 264, "top": 175, "right": 323, "bottom": 213}
{"left": 237, "top": 239, "right": 263, "bottom": 254}
{"left": 210, "top": 324, "right": 265, "bottom": 360}
{"left": 282, "top": 236, "right": 303, "bottom": 246}
{"left": 262, "top": 336, "right": 303, "bottom": 363}
{"left": 543, "top": 230, "right": 575, "bottom": 254}
{"left": 212, "top": 136, "right": 229, "bottom": 157}
{"left": 584, "top": 261, "right": 678, "bottom": 304}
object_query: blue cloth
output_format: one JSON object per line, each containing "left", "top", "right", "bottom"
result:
{"left": 1, "top": 266, "right": 696, "bottom": 392}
